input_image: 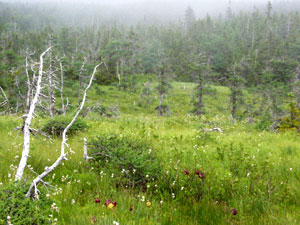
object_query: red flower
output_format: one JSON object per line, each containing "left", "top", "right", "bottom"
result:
{"left": 129, "top": 205, "right": 134, "bottom": 211}
{"left": 94, "top": 197, "right": 100, "bottom": 204}
{"left": 113, "top": 201, "right": 117, "bottom": 207}
{"left": 196, "top": 170, "right": 205, "bottom": 180}
{"left": 184, "top": 170, "right": 190, "bottom": 175}
{"left": 232, "top": 208, "right": 237, "bottom": 215}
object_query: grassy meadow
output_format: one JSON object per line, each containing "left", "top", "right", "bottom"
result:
{"left": 0, "top": 78, "right": 300, "bottom": 225}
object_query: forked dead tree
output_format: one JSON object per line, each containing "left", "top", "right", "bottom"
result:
{"left": 15, "top": 47, "right": 52, "bottom": 181}
{"left": 26, "top": 63, "right": 101, "bottom": 198}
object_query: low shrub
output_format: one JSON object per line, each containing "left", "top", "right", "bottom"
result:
{"left": 279, "top": 102, "right": 300, "bottom": 132}
{"left": 42, "top": 116, "right": 88, "bottom": 136}
{"left": 0, "top": 182, "right": 55, "bottom": 225}
{"left": 84, "top": 103, "right": 119, "bottom": 118}
{"left": 89, "top": 134, "right": 161, "bottom": 189}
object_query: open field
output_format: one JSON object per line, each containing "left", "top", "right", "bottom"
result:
{"left": 1, "top": 81, "right": 299, "bottom": 224}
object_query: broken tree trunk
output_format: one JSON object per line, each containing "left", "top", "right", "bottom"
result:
{"left": 83, "top": 137, "right": 93, "bottom": 162}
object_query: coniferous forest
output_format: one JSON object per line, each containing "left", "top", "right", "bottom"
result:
{"left": 0, "top": 0, "right": 300, "bottom": 224}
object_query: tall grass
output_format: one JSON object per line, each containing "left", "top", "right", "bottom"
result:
{"left": 0, "top": 80, "right": 299, "bottom": 224}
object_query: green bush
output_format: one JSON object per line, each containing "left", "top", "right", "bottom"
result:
{"left": 86, "top": 103, "right": 119, "bottom": 118}
{"left": 0, "top": 182, "right": 54, "bottom": 225}
{"left": 42, "top": 116, "right": 88, "bottom": 136}
{"left": 89, "top": 134, "right": 161, "bottom": 189}
{"left": 279, "top": 102, "right": 300, "bottom": 132}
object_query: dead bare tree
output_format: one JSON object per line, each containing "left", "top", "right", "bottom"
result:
{"left": 57, "top": 57, "right": 70, "bottom": 115}
{"left": 78, "top": 60, "right": 86, "bottom": 106}
{"left": 83, "top": 137, "right": 93, "bottom": 162}
{"left": 15, "top": 47, "right": 52, "bottom": 182}
{"left": 26, "top": 63, "right": 101, "bottom": 198}
{"left": 0, "top": 86, "right": 11, "bottom": 113}
{"left": 48, "top": 48, "right": 56, "bottom": 117}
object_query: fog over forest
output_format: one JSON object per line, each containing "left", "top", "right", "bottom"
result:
{"left": 1, "top": 0, "right": 300, "bottom": 26}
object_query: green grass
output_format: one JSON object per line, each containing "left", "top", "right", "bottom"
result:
{"left": 0, "top": 79, "right": 300, "bottom": 224}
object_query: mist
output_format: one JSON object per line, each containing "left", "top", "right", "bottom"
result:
{"left": 1, "top": 0, "right": 300, "bottom": 27}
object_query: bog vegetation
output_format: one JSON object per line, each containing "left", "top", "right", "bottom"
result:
{"left": 0, "top": 1, "right": 300, "bottom": 224}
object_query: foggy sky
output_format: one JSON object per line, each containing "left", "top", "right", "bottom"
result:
{"left": 1, "top": 0, "right": 299, "bottom": 25}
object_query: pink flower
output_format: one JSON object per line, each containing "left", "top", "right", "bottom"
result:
{"left": 232, "top": 208, "right": 237, "bottom": 215}
{"left": 196, "top": 170, "right": 205, "bottom": 180}
{"left": 104, "top": 199, "right": 112, "bottom": 207}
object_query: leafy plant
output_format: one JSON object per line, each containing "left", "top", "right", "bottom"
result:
{"left": 42, "top": 116, "right": 88, "bottom": 136}
{"left": 89, "top": 133, "right": 161, "bottom": 189}
{"left": 0, "top": 182, "right": 55, "bottom": 225}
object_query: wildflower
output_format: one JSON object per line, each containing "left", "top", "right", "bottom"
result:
{"left": 160, "top": 200, "right": 163, "bottom": 205}
{"left": 71, "top": 199, "right": 75, "bottom": 205}
{"left": 184, "top": 170, "right": 190, "bottom": 175}
{"left": 107, "top": 202, "right": 114, "bottom": 209}
{"left": 94, "top": 197, "right": 100, "bottom": 204}
{"left": 51, "top": 203, "right": 56, "bottom": 209}
{"left": 231, "top": 208, "right": 237, "bottom": 215}
{"left": 129, "top": 205, "right": 134, "bottom": 211}
{"left": 104, "top": 199, "right": 116, "bottom": 209}
{"left": 113, "top": 221, "right": 119, "bottom": 225}
{"left": 172, "top": 193, "right": 175, "bottom": 199}
{"left": 290, "top": 168, "right": 293, "bottom": 171}
{"left": 146, "top": 200, "right": 152, "bottom": 207}
{"left": 91, "top": 216, "right": 97, "bottom": 224}
{"left": 196, "top": 170, "right": 205, "bottom": 180}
